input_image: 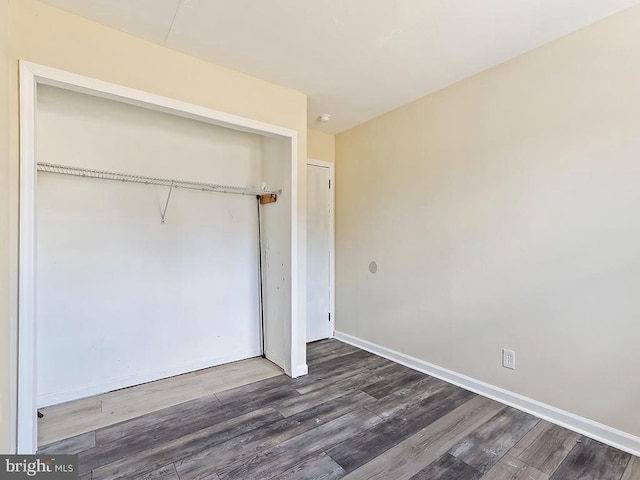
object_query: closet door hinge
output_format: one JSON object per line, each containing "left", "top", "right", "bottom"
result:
{"left": 328, "top": 312, "right": 331, "bottom": 322}
{"left": 329, "top": 179, "right": 332, "bottom": 189}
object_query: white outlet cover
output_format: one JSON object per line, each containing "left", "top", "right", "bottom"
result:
{"left": 503, "top": 349, "right": 516, "bottom": 370}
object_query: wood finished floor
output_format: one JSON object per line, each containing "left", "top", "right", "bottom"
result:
{"left": 38, "top": 339, "right": 639, "bottom": 480}
{"left": 38, "top": 357, "right": 283, "bottom": 446}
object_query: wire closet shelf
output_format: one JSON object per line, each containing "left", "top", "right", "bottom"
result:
{"left": 36, "top": 162, "right": 278, "bottom": 197}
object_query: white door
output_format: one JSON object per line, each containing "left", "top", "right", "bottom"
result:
{"left": 307, "top": 163, "right": 332, "bottom": 342}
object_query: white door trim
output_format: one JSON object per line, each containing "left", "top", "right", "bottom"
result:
{"left": 18, "top": 60, "right": 304, "bottom": 453}
{"left": 306, "top": 159, "right": 335, "bottom": 339}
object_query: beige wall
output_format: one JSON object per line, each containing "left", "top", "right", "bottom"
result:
{"left": 0, "top": 0, "right": 14, "bottom": 454}
{"left": 336, "top": 5, "right": 640, "bottom": 437}
{"left": 308, "top": 128, "right": 335, "bottom": 163}
{"left": 1, "top": 0, "right": 307, "bottom": 452}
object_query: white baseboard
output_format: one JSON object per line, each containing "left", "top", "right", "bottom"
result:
{"left": 291, "top": 363, "right": 309, "bottom": 378}
{"left": 265, "top": 349, "right": 307, "bottom": 378}
{"left": 334, "top": 331, "right": 640, "bottom": 457}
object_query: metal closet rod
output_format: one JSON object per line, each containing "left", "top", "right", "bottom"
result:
{"left": 37, "top": 162, "right": 278, "bottom": 197}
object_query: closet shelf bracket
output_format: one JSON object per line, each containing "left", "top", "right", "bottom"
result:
{"left": 161, "top": 183, "right": 175, "bottom": 224}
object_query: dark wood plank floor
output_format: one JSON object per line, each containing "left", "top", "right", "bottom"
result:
{"left": 38, "top": 339, "right": 639, "bottom": 480}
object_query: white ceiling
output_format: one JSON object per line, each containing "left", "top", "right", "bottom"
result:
{"left": 41, "top": 0, "right": 640, "bottom": 133}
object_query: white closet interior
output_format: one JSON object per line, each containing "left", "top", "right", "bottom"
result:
{"left": 35, "top": 85, "right": 292, "bottom": 407}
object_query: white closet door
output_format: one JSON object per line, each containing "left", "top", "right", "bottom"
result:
{"left": 306, "top": 164, "right": 332, "bottom": 342}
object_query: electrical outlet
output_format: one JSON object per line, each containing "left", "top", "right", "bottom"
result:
{"left": 503, "top": 349, "right": 516, "bottom": 370}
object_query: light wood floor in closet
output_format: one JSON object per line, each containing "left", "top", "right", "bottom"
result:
{"left": 37, "top": 357, "right": 283, "bottom": 446}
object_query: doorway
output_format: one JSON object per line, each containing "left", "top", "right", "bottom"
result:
{"left": 306, "top": 160, "right": 334, "bottom": 342}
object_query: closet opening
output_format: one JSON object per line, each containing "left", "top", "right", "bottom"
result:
{"left": 17, "top": 61, "right": 305, "bottom": 453}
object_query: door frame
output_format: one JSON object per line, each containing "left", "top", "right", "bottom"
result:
{"left": 306, "top": 159, "right": 335, "bottom": 340}
{"left": 17, "top": 60, "right": 304, "bottom": 453}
